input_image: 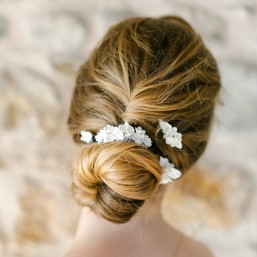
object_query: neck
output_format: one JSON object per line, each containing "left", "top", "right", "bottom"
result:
{"left": 76, "top": 188, "right": 167, "bottom": 238}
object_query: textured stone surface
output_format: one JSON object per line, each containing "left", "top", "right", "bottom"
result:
{"left": 29, "top": 13, "right": 87, "bottom": 53}
{"left": 0, "top": 0, "right": 256, "bottom": 257}
{"left": 217, "top": 62, "right": 257, "bottom": 130}
{"left": 0, "top": 16, "right": 8, "bottom": 37}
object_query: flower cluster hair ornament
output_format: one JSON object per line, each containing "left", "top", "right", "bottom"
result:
{"left": 81, "top": 122, "right": 152, "bottom": 148}
{"left": 79, "top": 119, "right": 182, "bottom": 185}
{"left": 159, "top": 119, "right": 182, "bottom": 149}
{"left": 159, "top": 156, "right": 181, "bottom": 184}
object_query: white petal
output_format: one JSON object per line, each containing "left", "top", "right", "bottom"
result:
{"left": 132, "top": 133, "right": 140, "bottom": 140}
{"left": 105, "top": 134, "right": 115, "bottom": 142}
{"left": 166, "top": 137, "right": 176, "bottom": 147}
{"left": 159, "top": 119, "right": 171, "bottom": 133}
{"left": 124, "top": 121, "right": 130, "bottom": 127}
{"left": 175, "top": 141, "right": 182, "bottom": 149}
{"left": 118, "top": 124, "right": 126, "bottom": 132}
{"left": 95, "top": 130, "right": 106, "bottom": 143}
{"left": 104, "top": 125, "right": 112, "bottom": 132}
{"left": 80, "top": 131, "right": 93, "bottom": 143}
{"left": 166, "top": 128, "right": 174, "bottom": 136}
{"left": 166, "top": 162, "right": 175, "bottom": 170}
{"left": 169, "top": 168, "right": 181, "bottom": 179}
{"left": 127, "top": 125, "right": 135, "bottom": 135}
{"left": 115, "top": 129, "right": 124, "bottom": 140}
{"left": 95, "top": 134, "right": 102, "bottom": 143}
{"left": 176, "top": 133, "right": 182, "bottom": 139}
{"left": 143, "top": 136, "right": 152, "bottom": 147}
{"left": 134, "top": 138, "right": 142, "bottom": 144}
{"left": 160, "top": 171, "right": 173, "bottom": 184}
{"left": 172, "top": 127, "right": 177, "bottom": 132}
{"left": 136, "top": 127, "right": 143, "bottom": 133}
{"left": 159, "top": 156, "right": 169, "bottom": 167}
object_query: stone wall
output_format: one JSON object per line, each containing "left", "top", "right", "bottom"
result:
{"left": 0, "top": 0, "right": 256, "bottom": 256}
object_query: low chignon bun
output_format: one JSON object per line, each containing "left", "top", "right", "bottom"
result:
{"left": 72, "top": 141, "right": 162, "bottom": 223}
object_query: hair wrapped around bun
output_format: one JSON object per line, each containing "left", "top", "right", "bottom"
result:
{"left": 68, "top": 16, "right": 221, "bottom": 223}
{"left": 72, "top": 141, "right": 162, "bottom": 223}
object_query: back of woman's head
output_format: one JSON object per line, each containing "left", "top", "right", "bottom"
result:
{"left": 67, "top": 16, "right": 221, "bottom": 223}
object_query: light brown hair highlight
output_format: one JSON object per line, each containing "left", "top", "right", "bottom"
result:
{"left": 67, "top": 16, "right": 221, "bottom": 223}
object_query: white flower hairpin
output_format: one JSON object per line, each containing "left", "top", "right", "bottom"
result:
{"left": 80, "top": 122, "right": 152, "bottom": 148}
{"left": 159, "top": 156, "right": 181, "bottom": 184}
{"left": 159, "top": 119, "right": 182, "bottom": 149}
{"left": 79, "top": 120, "right": 182, "bottom": 184}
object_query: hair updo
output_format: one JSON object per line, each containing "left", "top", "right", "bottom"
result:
{"left": 67, "top": 16, "right": 221, "bottom": 223}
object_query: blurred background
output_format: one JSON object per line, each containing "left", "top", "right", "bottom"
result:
{"left": 0, "top": 0, "right": 256, "bottom": 256}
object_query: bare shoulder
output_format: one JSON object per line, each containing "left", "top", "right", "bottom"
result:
{"left": 177, "top": 235, "right": 215, "bottom": 257}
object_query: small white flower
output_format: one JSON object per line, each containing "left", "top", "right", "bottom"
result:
{"left": 163, "top": 127, "right": 177, "bottom": 139}
{"left": 159, "top": 156, "right": 181, "bottom": 184}
{"left": 95, "top": 129, "right": 106, "bottom": 143}
{"left": 159, "top": 119, "right": 171, "bottom": 133}
{"left": 105, "top": 125, "right": 114, "bottom": 133}
{"left": 105, "top": 133, "right": 116, "bottom": 142}
{"left": 160, "top": 156, "right": 173, "bottom": 169}
{"left": 132, "top": 135, "right": 142, "bottom": 144}
{"left": 143, "top": 136, "right": 152, "bottom": 147}
{"left": 95, "top": 125, "right": 118, "bottom": 143}
{"left": 118, "top": 122, "right": 135, "bottom": 138}
{"left": 169, "top": 168, "right": 182, "bottom": 180}
{"left": 160, "top": 171, "right": 173, "bottom": 184}
{"left": 113, "top": 126, "right": 124, "bottom": 141}
{"left": 159, "top": 119, "right": 182, "bottom": 149}
{"left": 80, "top": 130, "right": 93, "bottom": 143}
{"left": 131, "top": 127, "right": 152, "bottom": 148}
{"left": 132, "top": 127, "right": 143, "bottom": 141}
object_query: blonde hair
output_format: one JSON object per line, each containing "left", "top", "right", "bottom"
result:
{"left": 67, "top": 16, "right": 221, "bottom": 223}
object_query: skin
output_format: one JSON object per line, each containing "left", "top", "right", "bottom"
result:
{"left": 63, "top": 188, "right": 215, "bottom": 257}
